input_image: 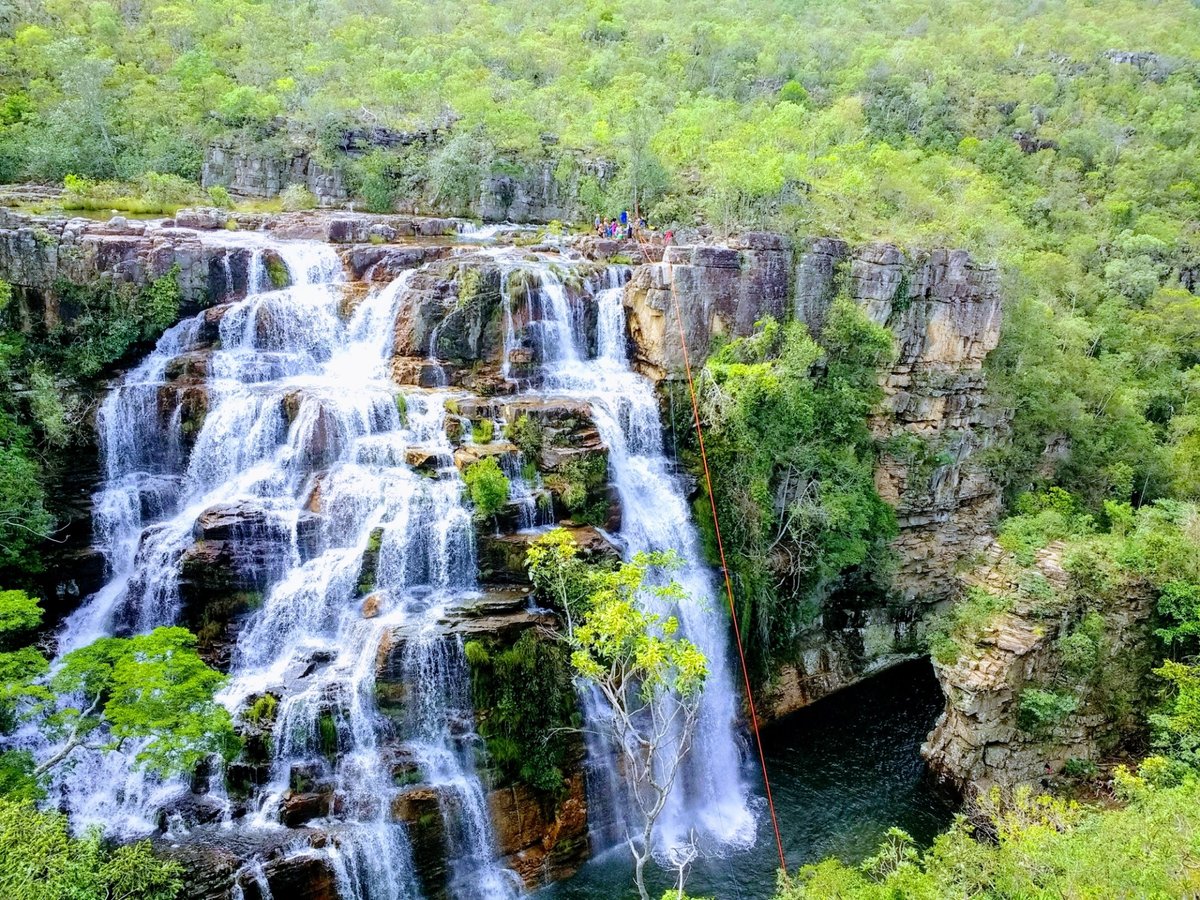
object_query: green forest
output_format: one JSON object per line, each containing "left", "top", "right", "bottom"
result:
{"left": 1, "top": 0, "right": 1200, "bottom": 897}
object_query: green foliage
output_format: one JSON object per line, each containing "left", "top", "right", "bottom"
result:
{"left": 464, "top": 630, "right": 579, "bottom": 794}
{"left": 547, "top": 455, "right": 608, "bottom": 526}
{"left": 927, "top": 586, "right": 1014, "bottom": 665}
{"left": 695, "top": 309, "right": 896, "bottom": 678}
{"left": 427, "top": 127, "right": 493, "bottom": 212}
{"left": 61, "top": 173, "right": 201, "bottom": 215}
{"left": 206, "top": 185, "right": 232, "bottom": 208}
{"left": 1057, "top": 612, "right": 1104, "bottom": 680}
{"left": 775, "top": 780, "right": 1200, "bottom": 900}
{"left": 50, "top": 626, "right": 241, "bottom": 777}
{"left": 0, "top": 798, "right": 183, "bottom": 900}
{"left": 1017, "top": 687, "right": 1079, "bottom": 735}
{"left": 471, "top": 418, "right": 494, "bottom": 443}
{"left": 529, "top": 530, "right": 708, "bottom": 703}
{"left": 462, "top": 457, "right": 510, "bottom": 521}
{"left": 264, "top": 256, "right": 290, "bottom": 290}
{"left": 998, "top": 488, "right": 1094, "bottom": 564}
{"left": 504, "top": 414, "right": 544, "bottom": 459}
{"left": 40, "top": 267, "right": 183, "bottom": 379}
{"left": 244, "top": 693, "right": 278, "bottom": 727}
{"left": 0, "top": 590, "right": 42, "bottom": 645}
{"left": 279, "top": 183, "right": 317, "bottom": 211}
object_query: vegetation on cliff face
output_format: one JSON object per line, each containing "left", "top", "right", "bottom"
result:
{"left": 0, "top": 269, "right": 183, "bottom": 582}
{"left": 693, "top": 303, "right": 897, "bottom": 679}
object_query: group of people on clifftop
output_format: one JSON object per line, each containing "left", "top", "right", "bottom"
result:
{"left": 593, "top": 209, "right": 671, "bottom": 245}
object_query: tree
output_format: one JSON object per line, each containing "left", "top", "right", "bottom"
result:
{"left": 463, "top": 457, "right": 510, "bottom": 524}
{"left": 0, "top": 797, "right": 183, "bottom": 900}
{"left": 527, "top": 530, "right": 708, "bottom": 900}
{"left": 0, "top": 594, "right": 239, "bottom": 790}
{"left": 41, "top": 626, "right": 241, "bottom": 778}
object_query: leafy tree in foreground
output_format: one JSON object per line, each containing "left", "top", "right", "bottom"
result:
{"left": 0, "top": 797, "right": 182, "bottom": 900}
{"left": 527, "top": 529, "right": 708, "bottom": 900}
{"left": 0, "top": 593, "right": 239, "bottom": 793}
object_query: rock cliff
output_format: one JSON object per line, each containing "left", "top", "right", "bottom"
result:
{"left": 922, "top": 542, "right": 1155, "bottom": 792}
{"left": 0, "top": 207, "right": 1018, "bottom": 890}
{"left": 622, "top": 234, "right": 1007, "bottom": 717}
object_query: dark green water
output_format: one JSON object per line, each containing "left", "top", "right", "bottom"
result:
{"left": 540, "top": 657, "right": 956, "bottom": 900}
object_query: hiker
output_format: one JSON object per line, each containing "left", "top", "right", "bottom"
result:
{"left": 620, "top": 209, "right": 628, "bottom": 228}
{"left": 664, "top": 229, "right": 674, "bottom": 246}
{"left": 594, "top": 214, "right": 602, "bottom": 235}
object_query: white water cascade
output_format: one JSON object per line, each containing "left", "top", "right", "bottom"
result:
{"left": 502, "top": 262, "right": 756, "bottom": 855}
{"left": 35, "top": 232, "right": 756, "bottom": 899}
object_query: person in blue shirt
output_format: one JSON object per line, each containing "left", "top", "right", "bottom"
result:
{"left": 620, "top": 210, "right": 628, "bottom": 227}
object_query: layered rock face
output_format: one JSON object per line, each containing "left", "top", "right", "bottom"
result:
{"left": 794, "top": 240, "right": 1007, "bottom": 603}
{"left": 622, "top": 234, "right": 1007, "bottom": 717}
{"left": 0, "top": 207, "right": 1016, "bottom": 889}
{"left": 623, "top": 233, "right": 793, "bottom": 379}
{"left": 922, "top": 543, "right": 1155, "bottom": 791}
{"left": 202, "top": 141, "right": 610, "bottom": 223}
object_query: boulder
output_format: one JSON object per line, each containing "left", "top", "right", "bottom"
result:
{"left": 175, "top": 207, "right": 226, "bottom": 230}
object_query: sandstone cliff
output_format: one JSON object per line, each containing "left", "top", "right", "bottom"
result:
{"left": 922, "top": 542, "right": 1155, "bottom": 792}
{"left": 622, "top": 233, "right": 1007, "bottom": 717}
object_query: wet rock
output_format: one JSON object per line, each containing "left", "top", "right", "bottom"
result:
{"left": 361, "top": 593, "right": 383, "bottom": 619}
{"left": 176, "top": 207, "right": 226, "bottom": 230}
{"left": 488, "top": 765, "right": 590, "bottom": 887}
{"left": 342, "top": 244, "right": 450, "bottom": 281}
{"left": 478, "top": 527, "right": 617, "bottom": 584}
{"left": 280, "top": 790, "right": 331, "bottom": 827}
{"left": 391, "top": 786, "right": 449, "bottom": 898}
{"left": 159, "top": 826, "right": 338, "bottom": 900}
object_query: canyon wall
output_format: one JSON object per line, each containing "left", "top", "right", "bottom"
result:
{"left": 621, "top": 235, "right": 1008, "bottom": 718}
{"left": 922, "top": 543, "right": 1155, "bottom": 791}
{"left": 0, "top": 208, "right": 1018, "bottom": 891}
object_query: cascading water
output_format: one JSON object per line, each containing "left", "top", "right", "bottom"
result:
{"left": 511, "top": 263, "right": 757, "bottom": 855}
{"left": 37, "top": 226, "right": 756, "bottom": 899}
{"left": 43, "top": 233, "right": 518, "bottom": 899}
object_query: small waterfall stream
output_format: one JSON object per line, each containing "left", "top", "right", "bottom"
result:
{"left": 39, "top": 230, "right": 757, "bottom": 899}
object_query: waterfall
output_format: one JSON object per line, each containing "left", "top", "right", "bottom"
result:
{"left": 35, "top": 230, "right": 756, "bottom": 899}
{"left": 42, "top": 233, "right": 520, "bottom": 899}
{"left": 518, "top": 266, "right": 757, "bottom": 855}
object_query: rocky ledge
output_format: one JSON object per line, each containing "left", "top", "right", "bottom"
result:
{"left": 922, "top": 542, "right": 1155, "bottom": 792}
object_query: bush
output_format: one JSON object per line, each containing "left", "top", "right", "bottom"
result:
{"left": 472, "top": 418, "right": 494, "bottom": 443}
{"left": 0, "top": 798, "right": 183, "bottom": 900}
{"left": 62, "top": 173, "right": 200, "bottom": 215}
{"left": 1018, "top": 687, "right": 1079, "bottom": 735}
{"left": 206, "top": 185, "right": 232, "bottom": 207}
{"left": 463, "top": 458, "right": 510, "bottom": 521}
{"left": 504, "top": 414, "right": 544, "bottom": 459}
{"left": 280, "top": 183, "right": 317, "bottom": 211}
{"left": 927, "top": 586, "right": 1014, "bottom": 665}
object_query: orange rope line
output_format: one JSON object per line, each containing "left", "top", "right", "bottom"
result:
{"left": 636, "top": 236, "right": 788, "bottom": 874}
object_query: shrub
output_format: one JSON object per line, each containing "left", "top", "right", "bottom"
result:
{"left": 280, "top": 183, "right": 317, "bottom": 211}
{"left": 1018, "top": 687, "right": 1079, "bottom": 735}
{"left": 927, "top": 586, "right": 1014, "bottom": 664}
{"left": 0, "top": 799, "right": 184, "bottom": 900}
{"left": 504, "top": 414, "right": 544, "bottom": 459}
{"left": 206, "top": 185, "right": 232, "bottom": 207}
{"left": 472, "top": 418, "right": 494, "bottom": 443}
{"left": 463, "top": 457, "right": 510, "bottom": 521}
